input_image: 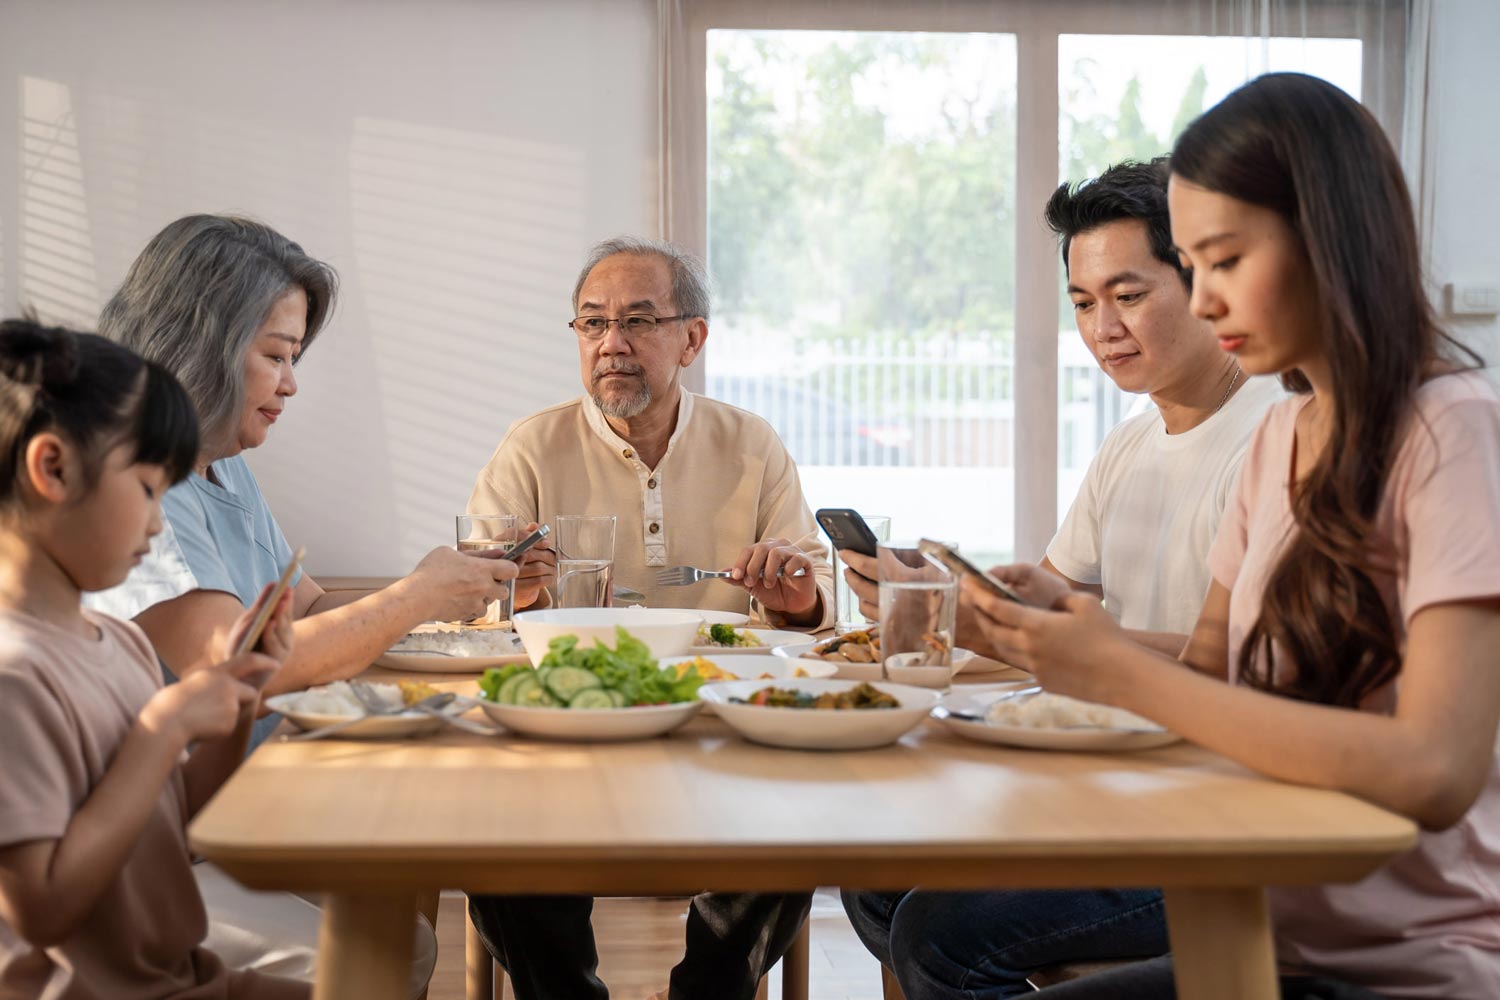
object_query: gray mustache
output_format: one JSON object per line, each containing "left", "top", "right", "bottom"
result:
{"left": 593, "top": 364, "right": 645, "bottom": 381}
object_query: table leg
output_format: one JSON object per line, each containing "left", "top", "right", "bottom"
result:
{"left": 313, "top": 892, "right": 416, "bottom": 1000}
{"left": 1163, "top": 887, "right": 1277, "bottom": 1000}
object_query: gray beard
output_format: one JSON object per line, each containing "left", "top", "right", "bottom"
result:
{"left": 592, "top": 378, "right": 652, "bottom": 419}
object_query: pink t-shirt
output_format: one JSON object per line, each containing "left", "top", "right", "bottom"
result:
{"left": 0, "top": 608, "right": 305, "bottom": 1000}
{"left": 1207, "top": 371, "right": 1500, "bottom": 999}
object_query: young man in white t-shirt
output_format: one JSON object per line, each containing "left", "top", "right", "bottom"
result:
{"left": 841, "top": 158, "right": 1282, "bottom": 1000}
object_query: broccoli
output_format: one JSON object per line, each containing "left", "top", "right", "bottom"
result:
{"left": 709, "top": 623, "right": 739, "bottom": 646}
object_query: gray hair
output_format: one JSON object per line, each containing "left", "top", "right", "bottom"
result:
{"left": 98, "top": 214, "right": 338, "bottom": 452}
{"left": 571, "top": 235, "right": 712, "bottom": 322}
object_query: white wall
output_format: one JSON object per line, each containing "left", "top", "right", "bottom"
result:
{"left": 0, "top": 0, "right": 658, "bottom": 575}
{"left": 1424, "top": 0, "right": 1500, "bottom": 374}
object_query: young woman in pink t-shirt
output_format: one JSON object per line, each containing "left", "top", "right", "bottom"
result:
{"left": 969, "top": 74, "right": 1500, "bottom": 999}
{"left": 0, "top": 318, "right": 304, "bottom": 999}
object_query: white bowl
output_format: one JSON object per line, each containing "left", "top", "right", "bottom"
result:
{"left": 477, "top": 699, "right": 702, "bottom": 742}
{"left": 699, "top": 678, "right": 940, "bottom": 750}
{"left": 649, "top": 607, "right": 750, "bottom": 627}
{"left": 512, "top": 608, "right": 701, "bottom": 666}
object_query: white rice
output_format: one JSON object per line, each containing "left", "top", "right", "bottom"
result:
{"left": 280, "top": 681, "right": 403, "bottom": 718}
{"left": 985, "top": 691, "right": 1157, "bottom": 731}
{"left": 390, "top": 629, "right": 524, "bottom": 657}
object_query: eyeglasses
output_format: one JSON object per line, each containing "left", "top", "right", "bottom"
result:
{"left": 567, "top": 314, "right": 696, "bottom": 341}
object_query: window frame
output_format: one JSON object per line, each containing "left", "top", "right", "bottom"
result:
{"left": 667, "top": 0, "right": 1408, "bottom": 558}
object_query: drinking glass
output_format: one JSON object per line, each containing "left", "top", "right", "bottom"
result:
{"left": 554, "top": 514, "right": 617, "bottom": 608}
{"left": 455, "top": 514, "right": 522, "bottom": 626}
{"left": 831, "top": 514, "right": 891, "bottom": 633}
{"left": 878, "top": 545, "right": 957, "bottom": 689}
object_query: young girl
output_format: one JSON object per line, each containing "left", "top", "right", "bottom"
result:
{"left": 0, "top": 318, "right": 304, "bottom": 999}
{"left": 969, "top": 73, "right": 1500, "bottom": 999}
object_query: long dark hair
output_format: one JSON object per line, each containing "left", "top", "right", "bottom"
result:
{"left": 0, "top": 316, "right": 199, "bottom": 509}
{"left": 1171, "top": 72, "right": 1481, "bottom": 707}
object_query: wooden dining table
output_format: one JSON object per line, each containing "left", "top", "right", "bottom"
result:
{"left": 190, "top": 665, "right": 1416, "bottom": 1000}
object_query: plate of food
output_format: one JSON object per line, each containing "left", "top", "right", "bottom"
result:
{"left": 934, "top": 687, "right": 1180, "bottom": 751}
{"left": 374, "top": 622, "right": 529, "bottom": 673}
{"left": 773, "top": 629, "right": 987, "bottom": 681}
{"left": 645, "top": 607, "right": 751, "bottom": 627}
{"left": 267, "top": 679, "right": 463, "bottom": 739}
{"left": 699, "top": 678, "right": 940, "bottom": 750}
{"left": 689, "top": 625, "right": 807, "bottom": 655}
{"left": 660, "top": 654, "right": 837, "bottom": 683}
{"left": 476, "top": 627, "right": 703, "bottom": 741}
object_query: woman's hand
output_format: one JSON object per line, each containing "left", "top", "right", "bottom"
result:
{"left": 409, "top": 546, "right": 519, "bottom": 622}
{"left": 962, "top": 574, "right": 1129, "bottom": 704}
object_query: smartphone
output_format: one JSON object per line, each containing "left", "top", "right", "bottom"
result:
{"left": 815, "top": 508, "right": 880, "bottom": 558}
{"left": 916, "top": 538, "right": 1027, "bottom": 605}
{"left": 234, "top": 546, "right": 305, "bottom": 656}
{"left": 501, "top": 523, "right": 550, "bottom": 562}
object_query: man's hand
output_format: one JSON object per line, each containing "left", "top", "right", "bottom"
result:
{"left": 840, "top": 550, "right": 880, "bottom": 621}
{"left": 512, "top": 522, "right": 557, "bottom": 609}
{"left": 728, "top": 539, "right": 819, "bottom": 617}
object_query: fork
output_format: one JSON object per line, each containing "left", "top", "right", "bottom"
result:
{"left": 655, "top": 565, "right": 809, "bottom": 587}
{"left": 281, "top": 687, "right": 435, "bottom": 742}
{"left": 351, "top": 681, "right": 500, "bottom": 736}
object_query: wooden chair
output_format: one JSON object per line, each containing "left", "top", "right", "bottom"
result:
{"left": 464, "top": 905, "right": 811, "bottom": 1000}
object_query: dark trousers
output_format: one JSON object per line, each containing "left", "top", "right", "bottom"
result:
{"left": 1030, "top": 954, "right": 1393, "bottom": 999}
{"left": 467, "top": 891, "right": 812, "bottom": 1000}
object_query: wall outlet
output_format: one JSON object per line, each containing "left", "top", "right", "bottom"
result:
{"left": 1444, "top": 282, "right": 1500, "bottom": 317}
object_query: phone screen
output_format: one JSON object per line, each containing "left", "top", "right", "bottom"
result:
{"left": 917, "top": 539, "right": 1025, "bottom": 605}
{"left": 234, "top": 546, "right": 305, "bottom": 656}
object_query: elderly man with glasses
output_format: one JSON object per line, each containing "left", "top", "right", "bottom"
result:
{"left": 464, "top": 235, "right": 831, "bottom": 1000}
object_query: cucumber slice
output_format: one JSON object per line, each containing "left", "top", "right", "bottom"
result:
{"left": 606, "top": 689, "right": 628, "bottom": 708}
{"left": 545, "top": 666, "right": 602, "bottom": 702}
{"left": 569, "top": 688, "right": 615, "bottom": 709}
{"left": 510, "top": 672, "right": 555, "bottom": 707}
{"left": 497, "top": 669, "right": 536, "bottom": 705}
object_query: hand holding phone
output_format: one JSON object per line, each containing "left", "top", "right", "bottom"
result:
{"left": 501, "top": 524, "right": 550, "bottom": 563}
{"left": 815, "top": 508, "right": 880, "bottom": 558}
{"left": 233, "top": 546, "right": 305, "bottom": 656}
{"left": 917, "top": 539, "right": 1028, "bottom": 605}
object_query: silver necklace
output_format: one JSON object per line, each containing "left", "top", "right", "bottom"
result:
{"left": 1213, "top": 366, "right": 1242, "bottom": 413}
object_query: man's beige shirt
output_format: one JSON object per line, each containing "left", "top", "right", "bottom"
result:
{"left": 469, "top": 390, "right": 834, "bottom": 628}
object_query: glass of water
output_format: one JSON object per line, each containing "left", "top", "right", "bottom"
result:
{"left": 878, "top": 546, "right": 957, "bottom": 689}
{"left": 456, "top": 514, "right": 522, "bottom": 626}
{"left": 554, "top": 514, "right": 617, "bottom": 608}
{"left": 832, "top": 514, "right": 891, "bottom": 633}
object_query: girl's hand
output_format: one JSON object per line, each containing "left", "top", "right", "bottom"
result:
{"left": 139, "top": 666, "right": 265, "bottom": 746}
{"left": 222, "top": 583, "right": 296, "bottom": 683}
{"left": 962, "top": 578, "right": 1129, "bottom": 704}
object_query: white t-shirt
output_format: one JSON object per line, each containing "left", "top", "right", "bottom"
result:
{"left": 1045, "top": 375, "right": 1284, "bottom": 634}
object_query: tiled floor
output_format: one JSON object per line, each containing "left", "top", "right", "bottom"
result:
{"left": 428, "top": 888, "right": 884, "bottom": 1000}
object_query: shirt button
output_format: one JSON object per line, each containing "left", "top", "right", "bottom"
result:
{"left": 649, "top": 522, "right": 660, "bottom": 534}
{"left": 623, "top": 448, "right": 633, "bottom": 459}
{"left": 648, "top": 478, "right": 658, "bottom": 489}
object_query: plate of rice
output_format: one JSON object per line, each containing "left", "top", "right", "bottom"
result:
{"left": 267, "top": 680, "right": 463, "bottom": 739}
{"left": 934, "top": 687, "right": 1180, "bottom": 751}
{"left": 375, "top": 622, "right": 530, "bottom": 673}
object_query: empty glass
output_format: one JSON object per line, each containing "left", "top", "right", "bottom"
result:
{"left": 878, "top": 545, "right": 957, "bottom": 689}
{"left": 554, "top": 514, "right": 617, "bottom": 608}
{"left": 832, "top": 514, "right": 891, "bottom": 633}
{"left": 455, "top": 514, "right": 522, "bottom": 626}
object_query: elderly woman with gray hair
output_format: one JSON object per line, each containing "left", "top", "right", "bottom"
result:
{"left": 86, "top": 215, "right": 533, "bottom": 995}
{"left": 91, "top": 215, "right": 530, "bottom": 716}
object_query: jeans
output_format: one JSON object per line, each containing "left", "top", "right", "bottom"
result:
{"left": 1029, "top": 954, "right": 1393, "bottom": 999}
{"left": 841, "top": 888, "right": 1168, "bottom": 1000}
{"left": 467, "top": 891, "right": 812, "bottom": 1000}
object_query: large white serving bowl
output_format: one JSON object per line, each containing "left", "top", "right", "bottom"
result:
{"left": 477, "top": 699, "right": 702, "bottom": 742}
{"left": 512, "top": 608, "right": 701, "bottom": 666}
{"left": 699, "top": 678, "right": 940, "bottom": 750}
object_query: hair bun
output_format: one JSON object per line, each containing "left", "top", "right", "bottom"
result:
{"left": 0, "top": 319, "right": 80, "bottom": 391}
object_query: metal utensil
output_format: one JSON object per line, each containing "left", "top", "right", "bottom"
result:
{"left": 655, "top": 565, "right": 809, "bottom": 587}
{"left": 352, "top": 681, "right": 500, "bottom": 736}
{"left": 613, "top": 585, "right": 647, "bottom": 604}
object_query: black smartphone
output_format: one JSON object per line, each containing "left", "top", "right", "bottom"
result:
{"left": 815, "top": 508, "right": 880, "bottom": 558}
{"left": 917, "top": 538, "right": 1027, "bottom": 605}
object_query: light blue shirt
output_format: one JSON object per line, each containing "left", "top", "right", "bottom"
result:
{"left": 87, "top": 455, "right": 302, "bottom": 748}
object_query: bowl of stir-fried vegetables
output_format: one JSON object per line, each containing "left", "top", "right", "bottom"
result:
{"left": 699, "top": 679, "right": 940, "bottom": 750}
